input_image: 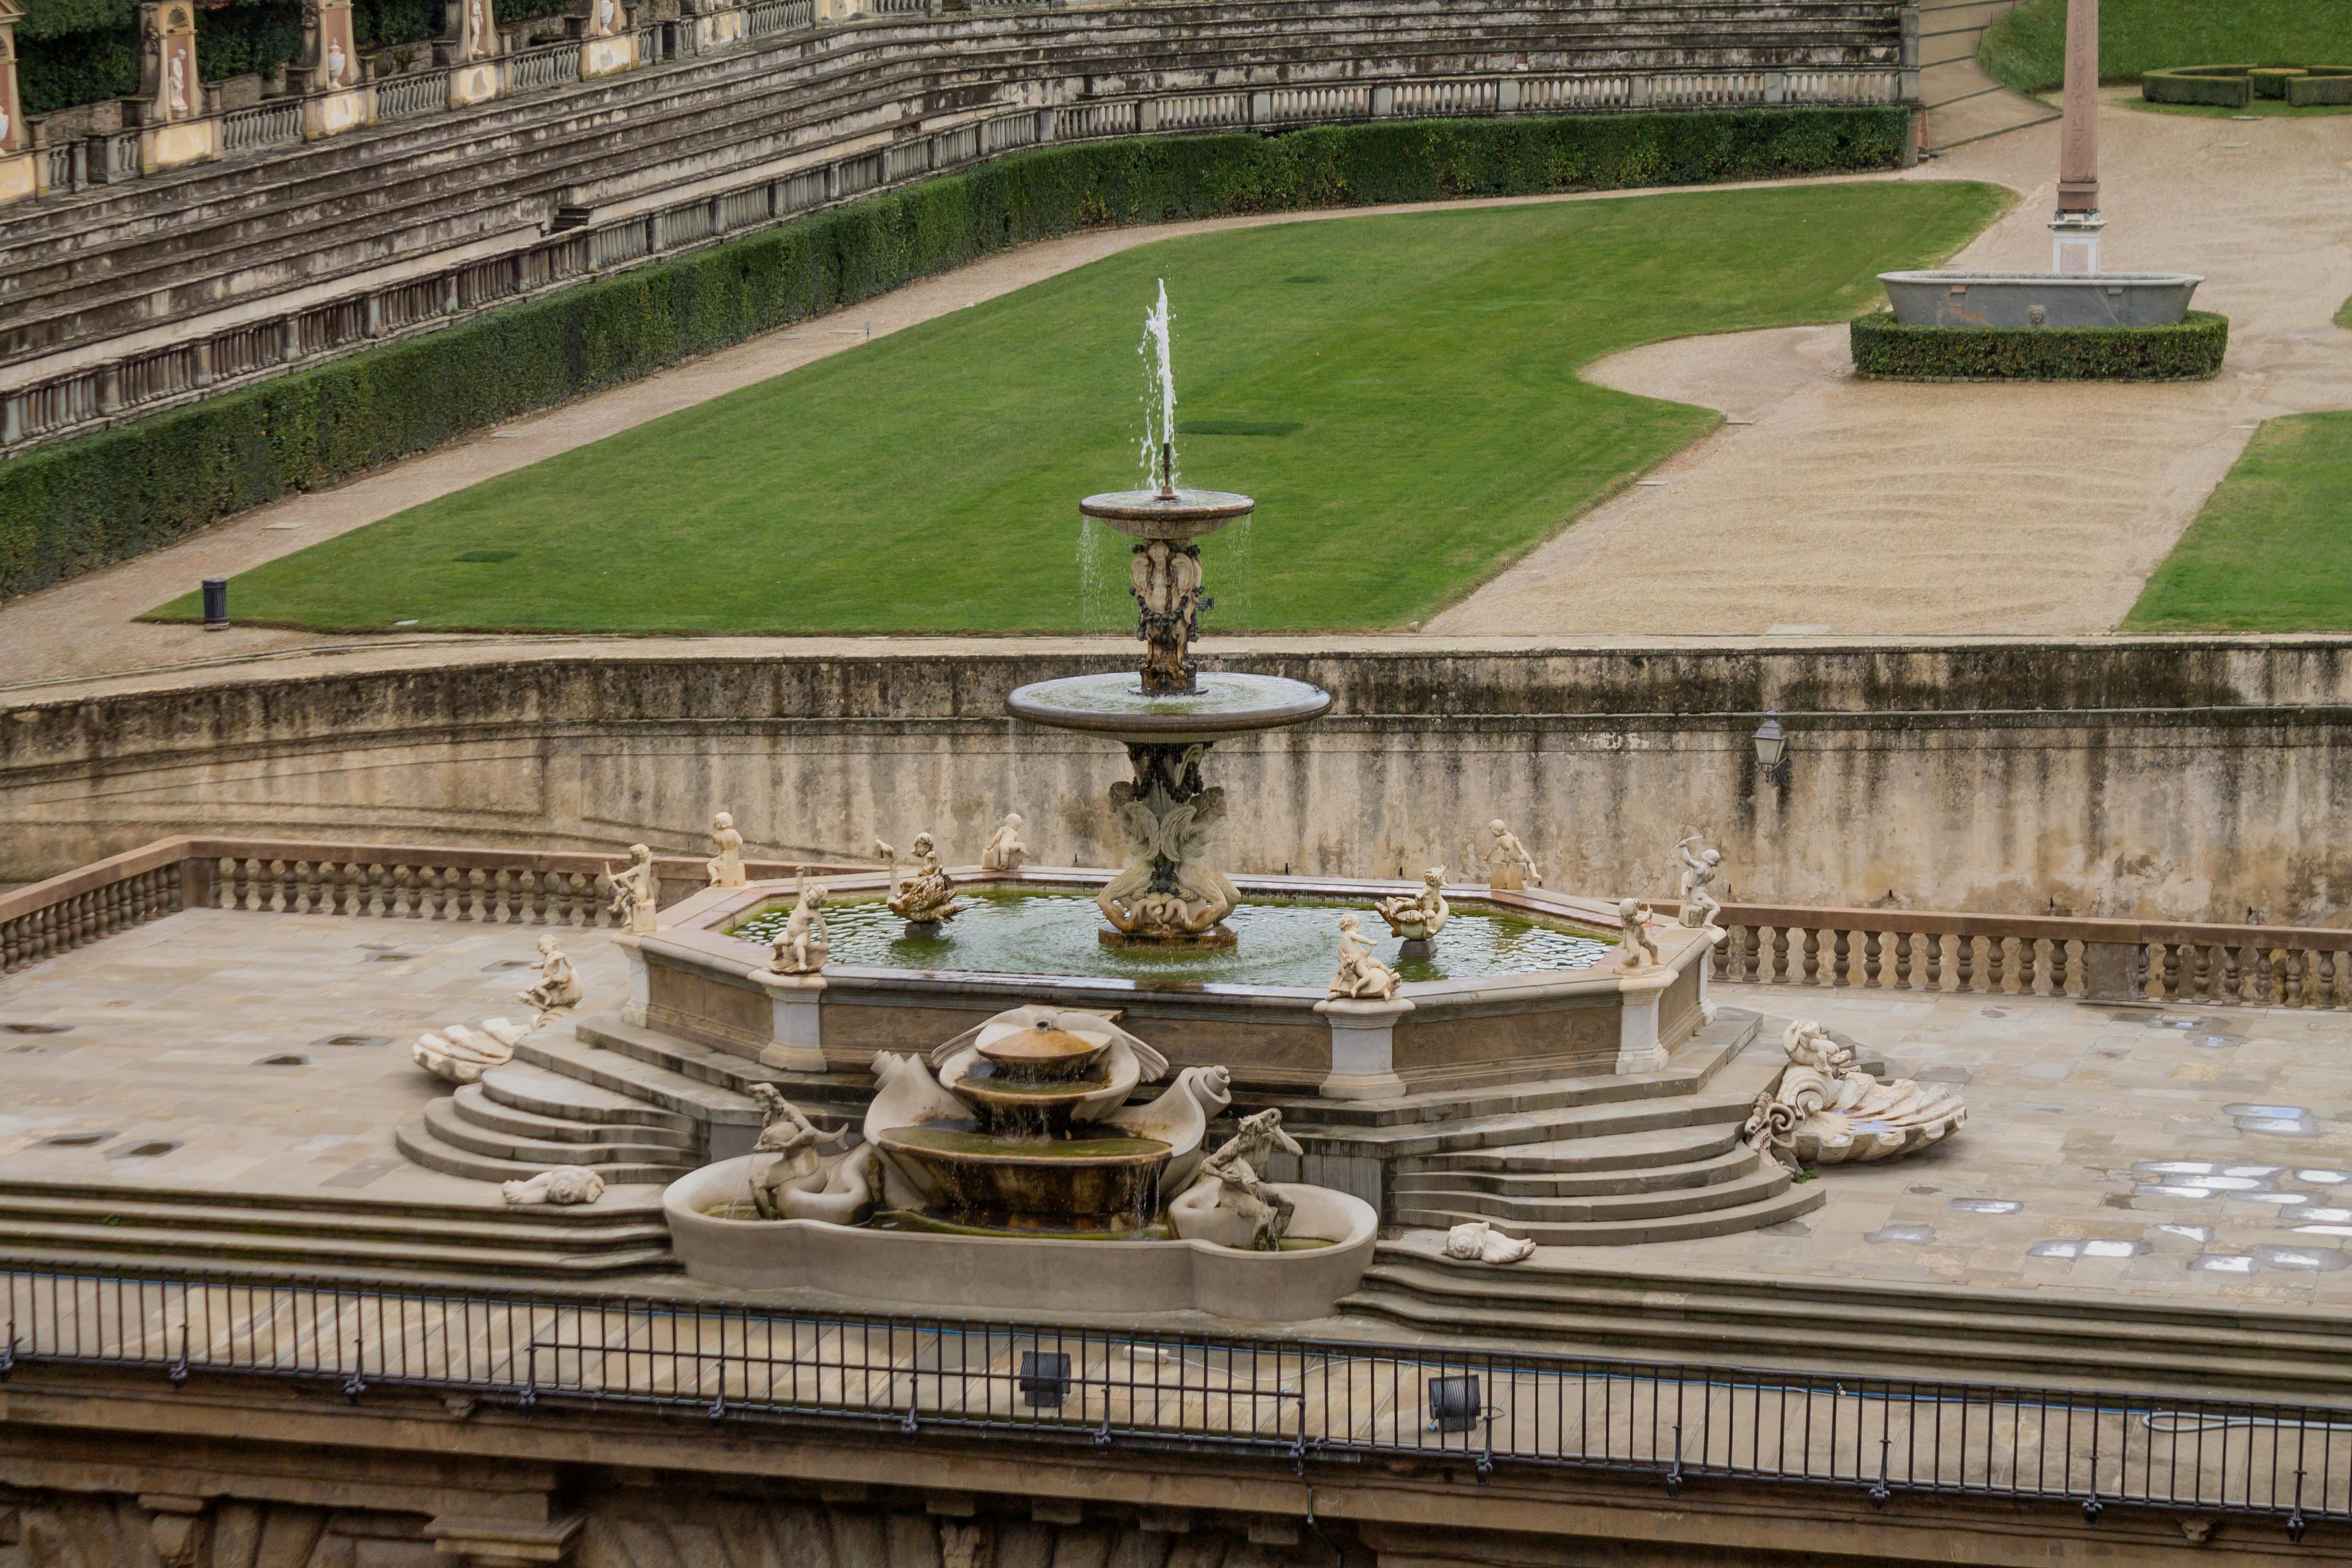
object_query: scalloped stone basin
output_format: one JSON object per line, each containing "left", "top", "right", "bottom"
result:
{"left": 1005, "top": 671, "right": 1332, "bottom": 742}
{"left": 872, "top": 1124, "right": 1172, "bottom": 1235}
{"left": 665, "top": 1156, "right": 1379, "bottom": 1319}
{"left": 1880, "top": 271, "right": 2203, "bottom": 329}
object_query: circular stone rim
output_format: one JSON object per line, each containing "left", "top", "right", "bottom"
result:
{"left": 1080, "top": 488, "right": 1254, "bottom": 541}
{"left": 1005, "top": 673, "right": 1333, "bottom": 737}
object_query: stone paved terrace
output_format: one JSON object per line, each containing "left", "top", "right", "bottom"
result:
{"left": 0, "top": 908, "right": 640, "bottom": 1208}
{"left": 4, "top": 907, "right": 2351, "bottom": 1317}
{"left": 1548, "top": 983, "right": 2352, "bottom": 1311}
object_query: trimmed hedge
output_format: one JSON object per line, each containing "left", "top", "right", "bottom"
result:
{"left": 2143, "top": 63, "right": 2352, "bottom": 109}
{"left": 1850, "top": 309, "right": 2229, "bottom": 382}
{"left": 0, "top": 106, "right": 1909, "bottom": 603}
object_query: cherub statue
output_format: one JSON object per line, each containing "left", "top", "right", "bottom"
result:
{"left": 518, "top": 933, "right": 582, "bottom": 1023}
{"left": 980, "top": 812, "right": 1028, "bottom": 873}
{"left": 603, "top": 843, "right": 658, "bottom": 934}
{"left": 1377, "top": 867, "right": 1450, "bottom": 944}
{"left": 746, "top": 1084, "right": 851, "bottom": 1219}
{"left": 1675, "top": 836, "right": 1723, "bottom": 928}
{"left": 706, "top": 811, "right": 746, "bottom": 888}
{"left": 1185, "top": 1109, "right": 1305, "bottom": 1250}
{"left": 1442, "top": 1219, "right": 1537, "bottom": 1265}
{"left": 1615, "top": 899, "right": 1660, "bottom": 972}
{"left": 768, "top": 880, "right": 829, "bottom": 974}
{"left": 884, "top": 831, "right": 959, "bottom": 927}
{"left": 1485, "top": 820, "right": 1542, "bottom": 891}
{"left": 500, "top": 1166, "right": 605, "bottom": 1206}
{"left": 1328, "top": 912, "right": 1401, "bottom": 1000}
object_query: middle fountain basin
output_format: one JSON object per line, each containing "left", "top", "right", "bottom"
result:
{"left": 625, "top": 868, "right": 1717, "bottom": 1100}
{"left": 870, "top": 1124, "right": 1173, "bottom": 1235}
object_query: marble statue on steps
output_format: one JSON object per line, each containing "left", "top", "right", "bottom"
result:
{"left": 1744, "top": 1019, "right": 1967, "bottom": 1170}
{"left": 767, "top": 880, "right": 830, "bottom": 974}
{"left": 980, "top": 812, "right": 1028, "bottom": 873}
{"left": 502, "top": 1165, "right": 605, "bottom": 1206}
{"left": 605, "top": 843, "right": 659, "bottom": 933}
{"left": 413, "top": 1016, "right": 527, "bottom": 1085}
{"left": 1170, "top": 1109, "right": 1304, "bottom": 1251}
{"left": 1675, "top": 835, "right": 1723, "bottom": 928}
{"left": 1614, "top": 899, "right": 1660, "bottom": 973}
{"left": 517, "top": 934, "right": 582, "bottom": 1024}
{"left": 1442, "top": 1218, "right": 1536, "bottom": 1265}
{"left": 1485, "top": 820, "right": 1541, "bottom": 891}
{"left": 706, "top": 811, "right": 746, "bottom": 888}
{"left": 1327, "top": 912, "right": 1400, "bottom": 1001}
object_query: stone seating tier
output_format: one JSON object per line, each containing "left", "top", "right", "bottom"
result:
{"left": 0, "top": 0, "right": 1906, "bottom": 389}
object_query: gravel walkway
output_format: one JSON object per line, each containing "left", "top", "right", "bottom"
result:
{"left": 1433, "top": 92, "right": 2352, "bottom": 637}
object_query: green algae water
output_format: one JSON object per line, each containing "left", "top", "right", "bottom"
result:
{"left": 725, "top": 885, "right": 1609, "bottom": 986}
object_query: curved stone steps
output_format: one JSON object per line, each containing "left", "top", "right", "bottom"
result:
{"left": 479, "top": 1060, "right": 695, "bottom": 1131}
{"left": 455, "top": 1082, "right": 698, "bottom": 1148}
{"left": 1389, "top": 1165, "right": 1817, "bottom": 1242}
{"left": 418, "top": 1097, "right": 699, "bottom": 1170}
{"left": 396, "top": 1112, "right": 696, "bottom": 1186}
{"left": 1395, "top": 1142, "right": 1759, "bottom": 1200}
{"left": 0, "top": 1182, "right": 676, "bottom": 1280}
{"left": 1340, "top": 1244, "right": 2352, "bottom": 1397}
{"left": 1397, "top": 1123, "right": 1743, "bottom": 1180}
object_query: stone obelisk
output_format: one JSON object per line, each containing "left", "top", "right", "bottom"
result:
{"left": 2050, "top": 0, "right": 2102, "bottom": 274}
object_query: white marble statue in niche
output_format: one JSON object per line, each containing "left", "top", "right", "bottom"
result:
{"left": 1744, "top": 1020, "right": 1967, "bottom": 1169}
{"left": 767, "top": 880, "right": 829, "bottom": 974}
{"left": 1327, "top": 912, "right": 1400, "bottom": 1001}
{"left": 1676, "top": 835, "right": 1724, "bottom": 928}
{"left": 1485, "top": 820, "right": 1542, "bottom": 890}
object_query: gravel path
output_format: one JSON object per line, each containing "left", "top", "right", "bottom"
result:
{"left": 1432, "top": 93, "right": 2352, "bottom": 637}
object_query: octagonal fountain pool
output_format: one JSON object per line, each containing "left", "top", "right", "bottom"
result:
{"left": 722, "top": 884, "right": 1613, "bottom": 988}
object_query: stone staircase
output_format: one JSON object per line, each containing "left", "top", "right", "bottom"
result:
{"left": 1266, "top": 1009, "right": 1823, "bottom": 1246}
{"left": 1915, "top": 0, "right": 2059, "bottom": 151}
{"left": 1340, "top": 1240, "right": 2352, "bottom": 1400}
{"left": 0, "top": 1180, "right": 676, "bottom": 1280}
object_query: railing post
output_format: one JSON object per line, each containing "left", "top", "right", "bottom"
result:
{"left": 2076, "top": 941, "right": 2141, "bottom": 1004}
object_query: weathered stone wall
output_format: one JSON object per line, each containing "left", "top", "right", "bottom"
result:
{"left": 6, "top": 638, "right": 2350, "bottom": 923}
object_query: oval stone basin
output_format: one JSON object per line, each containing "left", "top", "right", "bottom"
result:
{"left": 1878, "top": 270, "right": 2204, "bottom": 329}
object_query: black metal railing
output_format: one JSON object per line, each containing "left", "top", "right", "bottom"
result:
{"left": 1, "top": 1266, "right": 2344, "bottom": 1537}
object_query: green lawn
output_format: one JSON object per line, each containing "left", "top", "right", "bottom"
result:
{"left": 2125, "top": 413, "right": 2352, "bottom": 631}
{"left": 167, "top": 181, "right": 2005, "bottom": 635}
{"left": 1982, "top": 0, "right": 2352, "bottom": 95}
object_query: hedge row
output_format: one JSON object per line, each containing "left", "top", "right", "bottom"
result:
{"left": 0, "top": 106, "right": 1909, "bottom": 603}
{"left": 2143, "top": 63, "right": 2352, "bottom": 108}
{"left": 1850, "top": 309, "right": 2229, "bottom": 382}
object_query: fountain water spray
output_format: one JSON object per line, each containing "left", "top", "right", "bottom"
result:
{"left": 1139, "top": 279, "right": 1179, "bottom": 497}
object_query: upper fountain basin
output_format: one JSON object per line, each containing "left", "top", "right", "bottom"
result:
{"left": 1079, "top": 487, "right": 1255, "bottom": 542}
{"left": 1006, "top": 671, "right": 1332, "bottom": 742}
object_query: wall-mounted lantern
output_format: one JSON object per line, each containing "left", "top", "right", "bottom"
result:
{"left": 1751, "top": 711, "right": 1790, "bottom": 787}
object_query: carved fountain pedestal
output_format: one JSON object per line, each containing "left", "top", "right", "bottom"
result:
{"left": 1006, "top": 477, "right": 1330, "bottom": 950}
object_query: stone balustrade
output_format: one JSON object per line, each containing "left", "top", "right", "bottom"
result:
{"left": 0, "top": 835, "right": 857, "bottom": 978}
{"left": 1706, "top": 903, "right": 2352, "bottom": 1011}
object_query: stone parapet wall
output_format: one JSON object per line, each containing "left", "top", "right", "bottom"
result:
{"left": 3, "top": 637, "right": 2347, "bottom": 923}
